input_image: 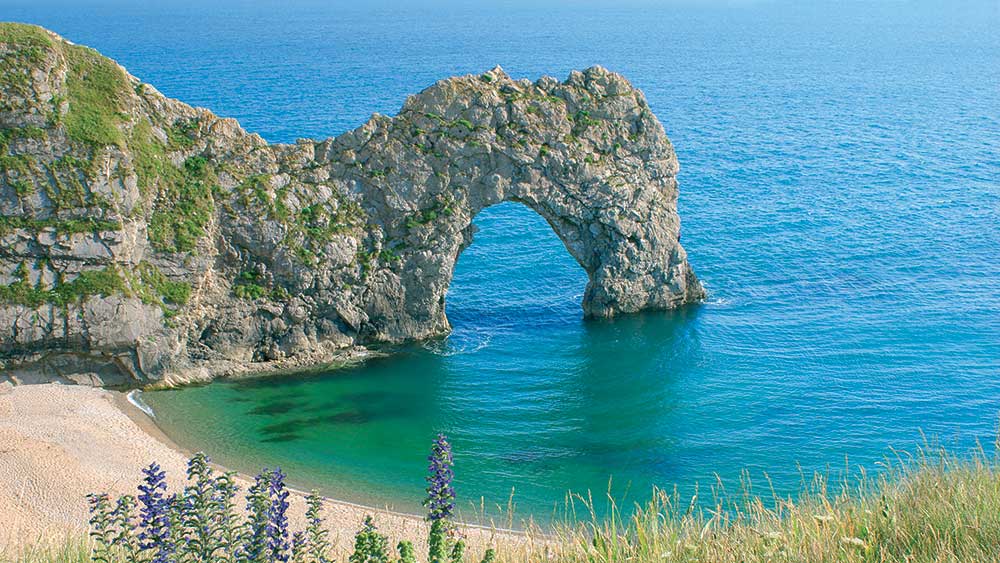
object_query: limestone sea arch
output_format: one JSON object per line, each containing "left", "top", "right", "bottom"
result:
{"left": 0, "top": 23, "right": 704, "bottom": 385}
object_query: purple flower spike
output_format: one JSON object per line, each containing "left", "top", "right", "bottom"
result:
{"left": 268, "top": 467, "right": 291, "bottom": 562}
{"left": 423, "top": 434, "right": 456, "bottom": 523}
{"left": 137, "top": 462, "right": 173, "bottom": 563}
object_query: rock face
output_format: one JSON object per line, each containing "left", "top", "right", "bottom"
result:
{"left": 0, "top": 24, "right": 704, "bottom": 386}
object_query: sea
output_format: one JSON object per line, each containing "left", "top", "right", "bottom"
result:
{"left": 6, "top": 0, "right": 999, "bottom": 521}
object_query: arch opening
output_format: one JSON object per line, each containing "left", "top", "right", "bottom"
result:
{"left": 445, "top": 201, "right": 590, "bottom": 333}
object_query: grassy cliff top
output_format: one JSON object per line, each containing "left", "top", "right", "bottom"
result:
{"left": 1, "top": 22, "right": 132, "bottom": 146}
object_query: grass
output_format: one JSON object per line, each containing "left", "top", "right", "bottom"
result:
{"left": 404, "top": 196, "right": 455, "bottom": 230}
{"left": 3, "top": 539, "right": 91, "bottom": 563}
{"left": 0, "top": 263, "right": 128, "bottom": 308}
{"left": 128, "top": 119, "right": 179, "bottom": 198}
{"left": 236, "top": 174, "right": 275, "bottom": 213}
{"left": 531, "top": 442, "right": 1000, "bottom": 563}
{"left": 0, "top": 153, "right": 37, "bottom": 179}
{"left": 128, "top": 261, "right": 192, "bottom": 319}
{"left": 0, "top": 126, "right": 47, "bottom": 149}
{"left": 43, "top": 156, "right": 95, "bottom": 210}
{"left": 0, "top": 23, "right": 54, "bottom": 55}
{"left": 147, "top": 155, "right": 217, "bottom": 253}
{"left": 231, "top": 269, "right": 288, "bottom": 301}
{"left": 129, "top": 120, "right": 215, "bottom": 255}
{"left": 0, "top": 260, "right": 190, "bottom": 316}
{"left": 62, "top": 43, "right": 129, "bottom": 147}
{"left": 232, "top": 174, "right": 365, "bottom": 268}
{"left": 0, "top": 24, "right": 222, "bottom": 309}
{"left": 165, "top": 118, "right": 198, "bottom": 149}
{"left": 136, "top": 262, "right": 191, "bottom": 306}
{"left": 5, "top": 442, "right": 1000, "bottom": 562}
{"left": 0, "top": 127, "right": 46, "bottom": 197}
{"left": 0, "top": 24, "right": 56, "bottom": 101}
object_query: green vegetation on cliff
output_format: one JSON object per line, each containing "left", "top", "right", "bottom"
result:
{"left": 131, "top": 261, "right": 192, "bottom": 318}
{"left": 233, "top": 173, "right": 366, "bottom": 266}
{"left": 0, "top": 127, "right": 46, "bottom": 196}
{"left": 0, "top": 24, "right": 206, "bottom": 318}
{"left": 147, "top": 155, "right": 217, "bottom": 253}
{"left": 128, "top": 117, "right": 217, "bottom": 254}
{"left": 62, "top": 43, "right": 129, "bottom": 147}
{"left": 44, "top": 155, "right": 102, "bottom": 209}
{"left": 0, "top": 24, "right": 55, "bottom": 103}
{"left": 128, "top": 119, "right": 173, "bottom": 196}
{"left": 0, "top": 259, "right": 190, "bottom": 317}
{"left": 232, "top": 269, "right": 288, "bottom": 301}
{"left": 0, "top": 22, "right": 131, "bottom": 146}
{"left": 2, "top": 23, "right": 705, "bottom": 380}
{"left": 0, "top": 23, "right": 53, "bottom": 55}
{"left": 0, "top": 263, "right": 127, "bottom": 307}
{"left": 0, "top": 125, "right": 47, "bottom": 147}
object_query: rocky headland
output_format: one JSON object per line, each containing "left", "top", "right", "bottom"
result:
{"left": 0, "top": 23, "right": 703, "bottom": 386}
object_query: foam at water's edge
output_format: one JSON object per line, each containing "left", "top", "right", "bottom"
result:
{"left": 127, "top": 390, "right": 156, "bottom": 419}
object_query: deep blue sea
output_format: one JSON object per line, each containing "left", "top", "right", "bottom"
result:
{"left": 7, "top": 0, "right": 999, "bottom": 520}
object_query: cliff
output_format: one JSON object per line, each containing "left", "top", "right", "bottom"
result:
{"left": 0, "top": 23, "right": 704, "bottom": 386}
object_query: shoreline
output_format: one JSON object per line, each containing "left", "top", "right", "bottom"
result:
{"left": 0, "top": 383, "right": 529, "bottom": 556}
{"left": 118, "top": 388, "right": 507, "bottom": 529}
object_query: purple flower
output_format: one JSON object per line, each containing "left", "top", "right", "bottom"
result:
{"left": 267, "top": 468, "right": 291, "bottom": 562}
{"left": 423, "top": 434, "right": 456, "bottom": 523}
{"left": 87, "top": 492, "right": 114, "bottom": 558}
{"left": 182, "top": 452, "right": 219, "bottom": 560}
{"left": 137, "top": 462, "right": 173, "bottom": 563}
{"left": 112, "top": 495, "right": 140, "bottom": 556}
{"left": 243, "top": 470, "right": 272, "bottom": 563}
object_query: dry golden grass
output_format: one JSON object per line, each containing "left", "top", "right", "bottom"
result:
{"left": 511, "top": 443, "right": 1000, "bottom": 563}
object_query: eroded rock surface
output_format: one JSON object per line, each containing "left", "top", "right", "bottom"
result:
{"left": 0, "top": 23, "right": 704, "bottom": 385}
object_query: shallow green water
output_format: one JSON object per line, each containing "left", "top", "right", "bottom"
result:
{"left": 144, "top": 203, "right": 713, "bottom": 520}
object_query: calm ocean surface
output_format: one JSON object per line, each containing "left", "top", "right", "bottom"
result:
{"left": 8, "top": 0, "right": 999, "bottom": 520}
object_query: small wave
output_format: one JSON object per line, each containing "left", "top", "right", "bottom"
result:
{"left": 424, "top": 332, "right": 493, "bottom": 357}
{"left": 127, "top": 389, "right": 156, "bottom": 419}
{"left": 697, "top": 280, "right": 732, "bottom": 307}
{"left": 706, "top": 296, "right": 731, "bottom": 306}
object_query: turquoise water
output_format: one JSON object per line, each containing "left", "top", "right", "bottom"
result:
{"left": 11, "top": 1, "right": 1000, "bottom": 519}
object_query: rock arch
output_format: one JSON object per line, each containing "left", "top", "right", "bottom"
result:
{"left": 338, "top": 66, "right": 705, "bottom": 342}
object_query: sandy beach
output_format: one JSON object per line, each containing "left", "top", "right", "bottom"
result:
{"left": 0, "top": 383, "right": 529, "bottom": 557}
